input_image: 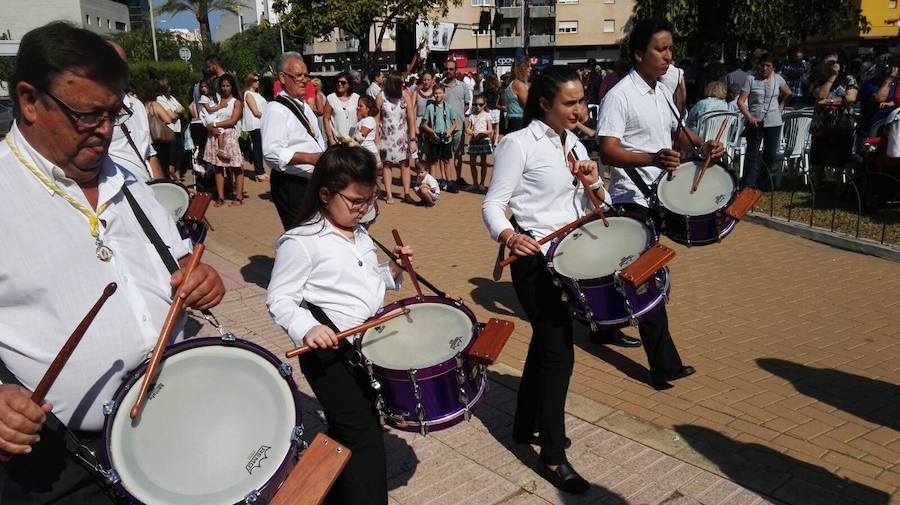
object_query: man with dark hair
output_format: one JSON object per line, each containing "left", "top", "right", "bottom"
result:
{"left": 0, "top": 22, "right": 224, "bottom": 503}
{"left": 261, "top": 52, "right": 327, "bottom": 230}
{"left": 597, "top": 18, "right": 723, "bottom": 389}
{"left": 366, "top": 69, "right": 385, "bottom": 98}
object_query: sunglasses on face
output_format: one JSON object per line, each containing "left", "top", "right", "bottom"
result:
{"left": 473, "top": 103, "right": 485, "bottom": 107}
{"left": 337, "top": 80, "right": 349, "bottom": 85}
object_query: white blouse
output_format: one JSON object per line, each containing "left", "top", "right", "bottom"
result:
{"left": 267, "top": 217, "right": 402, "bottom": 346}
{"left": 326, "top": 92, "right": 360, "bottom": 138}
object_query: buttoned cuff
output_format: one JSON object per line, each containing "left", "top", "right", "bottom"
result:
{"left": 286, "top": 307, "right": 321, "bottom": 348}
{"left": 381, "top": 262, "right": 403, "bottom": 291}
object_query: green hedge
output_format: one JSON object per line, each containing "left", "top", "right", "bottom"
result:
{"left": 128, "top": 60, "right": 201, "bottom": 105}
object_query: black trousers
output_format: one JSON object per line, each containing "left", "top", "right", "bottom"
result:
{"left": 0, "top": 429, "right": 121, "bottom": 505}
{"left": 298, "top": 341, "right": 387, "bottom": 505}
{"left": 613, "top": 203, "right": 685, "bottom": 377}
{"left": 270, "top": 170, "right": 310, "bottom": 231}
{"left": 249, "top": 129, "right": 265, "bottom": 176}
{"left": 510, "top": 253, "right": 574, "bottom": 465}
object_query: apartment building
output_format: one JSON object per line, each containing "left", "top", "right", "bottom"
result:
{"left": 2, "top": 0, "right": 131, "bottom": 40}
{"left": 214, "top": 0, "right": 282, "bottom": 41}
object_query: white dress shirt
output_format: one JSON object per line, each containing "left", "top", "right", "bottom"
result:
{"left": 156, "top": 95, "right": 184, "bottom": 133}
{"left": 0, "top": 123, "right": 192, "bottom": 431}
{"left": 366, "top": 82, "right": 382, "bottom": 99}
{"left": 267, "top": 217, "right": 402, "bottom": 346}
{"left": 483, "top": 119, "right": 610, "bottom": 253}
{"left": 109, "top": 94, "right": 156, "bottom": 182}
{"left": 598, "top": 70, "right": 680, "bottom": 208}
{"left": 659, "top": 65, "right": 683, "bottom": 99}
{"left": 261, "top": 91, "right": 326, "bottom": 177}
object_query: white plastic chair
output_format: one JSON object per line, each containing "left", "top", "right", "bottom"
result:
{"left": 698, "top": 111, "right": 743, "bottom": 177}
{"left": 780, "top": 109, "right": 814, "bottom": 184}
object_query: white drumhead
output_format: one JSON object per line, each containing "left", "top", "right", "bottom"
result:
{"left": 551, "top": 216, "right": 652, "bottom": 279}
{"left": 109, "top": 345, "right": 296, "bottom": 504}
{"left": 361, "top": 303, "right": 474, "bottom": 370}
{"left": 657, "top": 162, "right": 735, "bottom": 216}
{"left": 360, "top": 202, "right": 378, "bottom": 224}
{"left": 149, "top": 182, "right": 190, "bottom": 220}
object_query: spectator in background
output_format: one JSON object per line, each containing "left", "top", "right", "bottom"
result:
{"left": 377, "top": 72, "right": 417, "bottom": 204}
{"left": 323, "top": 72, "right": 360, "bottom": 146}
{"left": 155, "top": 78, "right": 185, "bottom": 180}
{"left": 310, "top": 77, "right": 327, "bottom": 134}
{"left": 483, "top": 73, "right": 502, "bottom": 147}
{"left": 721, "top": 57, "right": 753, "bottom": 93}
{"left": 726, "top": 83, "right": 742, "bottom": 113}
{"left": 596, "top": 60, "right": 626, "bottom": 104}
{"left": 421, "top": 84, "right": 458, "bottom": 190}
{"left": 465, "top": 94, "right": 493, "bottom": 192}
{"left": 354, "top": 95, "right": 379, "bottom": 159}
{"left": 443, "top": 59, "right": 470, "bottom": 190}
{"left": 503, "top": 58, "right": 531, "bottom": 133}
{"left": 350, "top": 70, "right": 367, "bottom": 96}
{"left": 811, "top": 52, "right": 859, "bottom": 106}
{"left": 582, "top": 58, "right": 601, "bottom": 105}
{"left": 242, "top": 73, "right": 268, "bottom": 181}
{"left": 738, "top": 52, "right": 792, "bottom": 188}
{"left": 413, "top": 71, "right": 435, "bottom": 173}
{"left": 781, "top": 48, "right": 810, "bottom": 107}
{"left": 367, "top": 69, "right": 385, "bottom": 98}
{"left": 686, "top": 81, "right": 729, "bottom": 131}
{"left": 145, "top": 89, "right": 179, "bottom": 180}
{"left": 203, "top": 74, "right": 245, "bottom": 206}
{"left": 857, "top": 60, "right": 897, "bottom": 138}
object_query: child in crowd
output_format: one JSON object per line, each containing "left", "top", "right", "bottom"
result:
{"left": 465, "top": 94, "right": 493, "bottom": 192}
{"left": 354, "top": 95, "right": 379, "bottom": 165}
{"left": 266, "top": 145, "right": 411, "bottom": 505}
{"left": 198, "top": 79, "right": 230, "bottom": 161}
{"left": 420, "top": 84, "right": 458, "bottom": 191}
{"left": 414, "top": 163, "right": 440, "bottom": 207}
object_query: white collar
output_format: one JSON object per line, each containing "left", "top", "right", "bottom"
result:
{"left": 629, "top": 69, "right": 657, "bottom": 96}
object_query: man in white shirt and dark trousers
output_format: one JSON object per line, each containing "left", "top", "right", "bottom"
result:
{"left": 261, "top": 52, "right": 327, "bottom": 230}
{"left": 0, "top": 22, "right": 225, "bottom": 504}
{"left": 597, "top": 18, "right": 724, "bottom": 389}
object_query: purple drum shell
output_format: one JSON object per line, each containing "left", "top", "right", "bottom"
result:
{"left": 655, "top": 162, "right": 739, "bottom": 246}
{"left": 360, "top": 296, "right": 487, "bottom": 432}
{"left": 660, "top": 209, "right": 736, "bottom": 246}
{"left": 564, "top": 268, "right": 671, "bottom": 328}
{"left": 101, "top": 337, "right": 302, "bottom": 505}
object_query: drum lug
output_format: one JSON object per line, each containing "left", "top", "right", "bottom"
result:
{"left": 560, "top": 291, "right": 568, "bottom": 303}
{"left": 291, "top": 425, "right": 304, "bottom": 444}
{"left": 589, "top": 321, "right": 600, "bottom": 333}
{"left": 220, "top": 332, "right": 237, "bottom": 343}
{"left": 551, "top": 276, "right": 561, "bottom": 287}
{"left": 685, "top": 217, "right": 692, "bottom": 247}
{"left": 382, "top": 406, "right": 409, "bottom": 426}
{"left": 715, "top": 212, "right": 724, "bottom": 242}
{"left": 279, "top": 363, "right": 293, "bottom": 377}
{"left": 453, "top": 299, "right": 464, "bottom": 307}
{"left": 243, "top": 489, "right": 261, "bottom": 503}
{"left": 415, "top": 403, "right": 428, "bottom": 436}
{"left": 365, "top": 360, "right": 381, "bottom": 391}
{"left": 102, "top": 400, "right": 116, "bottom": 416}
{"left": 104, "top": 468, "right": 120, "bottom": 485}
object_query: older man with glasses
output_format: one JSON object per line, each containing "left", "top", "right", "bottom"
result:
{"left": 0, "top": 22, "right": 224, "bottom": 504}
{"left": 262, "top": 52, "right": 328, "bottom": 230}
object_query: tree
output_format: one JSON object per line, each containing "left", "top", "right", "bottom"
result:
{"left": 273, "top": 0, "right": 461, "bottom": 69}
{"left": 157, "top": 0, "right": 244, "bottom": 46}
{"left": 109, "top": 28, "right": 204, "bottom": 69}
{"left": 218, "top": 24, "right": 286, "bottom": 80}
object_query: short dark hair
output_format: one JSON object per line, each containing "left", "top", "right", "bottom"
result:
{"left": 11, "top": 22, "right": 128, "bottom": 106}
{"left": 205, "top": 54, "right": 222, "bottom": 66}
{"left": 524, "top": 65, "right": 581, "bottom": 123}
{"left": 357, "top": 95, "right": 376, "bottom": 116}
{"left": 292, "top": 145, "right": 379, "bottom": 229}
{"left": 628, "top": 18, "right": 674, "bottom": 64}
{"left": 382, "top": 72, "right": 404, "bottom": 100}
{"left": 368, "top": 69, "right": 383, "bottom": 82}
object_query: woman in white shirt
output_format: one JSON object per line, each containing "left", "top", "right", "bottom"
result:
{"left": 323, "top": 72, "right": 360, "bottom": 146}
{"left": 267, "top": 146, "right": 410, "bottom": 505}
{"left": 482, "top": 66, "right": 609, "bottom": 495}
{"left": 155, "top": 78, "right": 185, "bottom": 179}
{"left": 242, "top": 73, "right": 268, "bottom": 181}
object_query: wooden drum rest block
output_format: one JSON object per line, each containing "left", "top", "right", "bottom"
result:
{"left": 618, "top": 244, "right": 676, "bottom": 287}
{"left": 466, "top": 318, "right": 514, "bottom": 366}
{"left": 270, "top": 433, "right": 352, "bottom": 505}
{"left": 184, "top": 192, "right": 212, "bottom": 222}
{"left": 725, "top": 188, "right": 763, "bottom": 221}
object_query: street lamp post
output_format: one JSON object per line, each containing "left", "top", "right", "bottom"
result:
{"left": 148, "top": 0, "right": 159, "bottom": 61}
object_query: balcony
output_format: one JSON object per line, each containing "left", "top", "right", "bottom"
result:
{"left": 498, "top": 5, "right": 521, "bottom": 18}
{"left": 529, "top": 5, "right": 555, "bottom": 17}
{"left": 495, "top": 35, "right": 524, "bottom": 48}
{"left": 528, "top": 34, "right": 555, "bottom": 46}
{"left": 336, "top": 39, "right": 360, "bottom": 52}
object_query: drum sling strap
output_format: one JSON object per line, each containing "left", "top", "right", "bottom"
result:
{"left": 119, "top": 122, "right": 153, "bottom": 180}
{"left": 623, "top": 168, "right": 654, "bottom": 200}
{"left": 276, "top": 95, "right": 317, "bottom": 139}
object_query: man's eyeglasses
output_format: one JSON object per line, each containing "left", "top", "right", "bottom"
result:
{"left": 280, "top": 70, "right": 308, "bottom": 82}
{"left": 336, "top": 192, "right": 376, "bottom": 211}
{"left": 41, "top": 89, "right": 131, "bottom": 128}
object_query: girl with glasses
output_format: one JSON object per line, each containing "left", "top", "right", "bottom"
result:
{"left": 323, "top": 72, "right": 361, "bottom": 146}
{"left": 267, "top": 145, "right": 412, "bottom": 505}
{"left": 465, "top": 95, "right": 493, "bottom": 192}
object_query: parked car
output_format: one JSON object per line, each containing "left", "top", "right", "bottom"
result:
{"left": 0, "top": 97, "right": 13, "bottom": 136}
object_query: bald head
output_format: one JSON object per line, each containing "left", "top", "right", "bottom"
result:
{"left": 107, "top": 41, "right": 127, "bottom": 62}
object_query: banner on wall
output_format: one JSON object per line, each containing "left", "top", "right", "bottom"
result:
{"left": 416, "top": 21, "right": 456, "bottom": 52}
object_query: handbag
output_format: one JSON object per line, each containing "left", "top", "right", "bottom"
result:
{"left": 149, "top": 113, "right": 175, "bottom": 144}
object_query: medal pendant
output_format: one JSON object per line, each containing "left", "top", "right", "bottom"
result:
{"left": 96, "top": 239, "right": 113, "bottom": 262}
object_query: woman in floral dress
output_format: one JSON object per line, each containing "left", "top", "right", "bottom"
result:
{"left": 377, "top": 72, "right": 417, "bottom": 204}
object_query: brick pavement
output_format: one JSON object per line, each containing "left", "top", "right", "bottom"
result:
{"left": 196, "top": 166, "right": 900, "bottom": 504}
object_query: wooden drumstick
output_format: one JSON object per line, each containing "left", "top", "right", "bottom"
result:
{"left": 285, "top": 309, "right": 411, "bottom": 358}
{"left": 568, "top": 150, "right": 609, "bottom": 227}
{"left": 131, "top": 244, "right": 205, "bottom": 419}
{"left": 31, "top": 283, "right": 117, "bottom": 404}
{"left": 391, "top": 229, "right": 423, "bottom": 299}
{"left": 498, "top": 211, "right": 601, "bottom": 269}
{"left": 691, "top": 119, "right": 729, "bottom": 193}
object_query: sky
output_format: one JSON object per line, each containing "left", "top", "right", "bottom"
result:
{"left": 150, "top": 0, "right": 225, "bottom": 38}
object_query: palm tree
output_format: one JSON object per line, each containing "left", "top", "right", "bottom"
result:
{"left": 157, "top": 0, "right": 245, "bottom": 46}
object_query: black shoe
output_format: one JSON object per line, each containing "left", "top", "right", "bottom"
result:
{"left": 438, "top": 179, "right": 448, "bottom": 191}
{"left": 513, "top": 433, "right": 572, "bottom": 450}
{"left": 590, "top": 329, "right": 642, "bottom": 348}
{"left": 541, "top": 462, "right": 590, "bottom": 494}
{"left": 446, "top": 182, "right": 460, "bottom": 193}
{"left": 455, "top": 177, "right": 468, "bottom": 187}
{"left": 651, "top": 366, "right": 696, "bottom": 390}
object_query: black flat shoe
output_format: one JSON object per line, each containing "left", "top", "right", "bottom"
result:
{"left": 651, "top": 365, "right": 696, "bottom": 390}
{"left": 513, "top": 433, "right": 572, "bottom": 449}
{"left": 541, "top": 462, "right": 590, "bottom": 494}
{"left": 590, "top": 329, "right": 642, "bottom": 348}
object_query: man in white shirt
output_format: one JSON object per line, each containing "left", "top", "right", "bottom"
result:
{"left": 106, "top": 41, "right": 164, "bottom": 181}
{"left": 261, "top": 52, "right": 327, "bottom": 230}
{"left": 366, "top": 69, "right": 384, "bottom": 99}
{"left": 597, "top": 18, "right": 723, "bottom": 389}
{"left": 0, "top": 23, "right": 225, "bottom": 503}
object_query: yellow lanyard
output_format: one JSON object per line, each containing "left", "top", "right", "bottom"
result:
{"left": 6, "top": 135, "right": 113, "bottom": 259}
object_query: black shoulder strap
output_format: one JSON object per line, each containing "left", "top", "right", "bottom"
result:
{"left": 276, "top": 95, "right": 316, "bottom": 139}
{"left": 624, "top": 168, "right": 653, "bottom": 199}
{"left": 119, "top": 123, "right": 153, "bottom": 180}
{"left": 305, "top": 302, "right": 339, "bottom": 333}
{"left": 122, "top": 185, "right": 180, "bottom": 275}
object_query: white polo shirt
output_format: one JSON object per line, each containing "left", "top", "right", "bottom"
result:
{"left": 483, "top": 119, "right": 610, "bottom": 253}
{"left": 261, "top": 91, "right": 326, "bottom": 177}
{"left": 598, "top": 70, "right": 680, "bottom": 208}
{"left": 108, "top": 94, "right": 156, "bottom": 181}
{"left": 0, "top": 123, "right": 192, "bottom": 431}
{"left": 267, "top": 217, "right": 402, "bottom": 346}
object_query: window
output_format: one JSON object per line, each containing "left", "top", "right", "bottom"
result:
{"left": 558, "top": 0, "right": 578, "bottom": 4}
{"left": 85, "top": 14, "right": 90, "bottom": 25}
{"left": 115, "top": 21, "right": 127, "bottom": 31}
{"left": 472, "top": 0, "right": 493, "bottom": 5}
{"left": 558, "top": 21, "right": 577, "bottom": 33}
{"left": 96, "top": 17, "right": 100, "bottom": 26}
{"left": 604, "top": 0, "right": 615, "bottom": 3}
{"left": 107, "top": 19, "right": 111, "bottom": 29}
{"left": 890, "top": 0, "right": 898, "bottom": 8}
{"left": 603, "top": 19, "right": 615, "bottom": 32}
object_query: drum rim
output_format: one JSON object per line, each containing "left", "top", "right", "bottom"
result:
{"left": 654, "top": 161, "right": 737, "bottom": 217}
{"left": 100, "top": 337, "right": 303, "bottom": 504}
{"left": 546, "top": 211, "right": 657, "bottom": 282}
{"left": 360, "top": 296, "right": 478, "bottom": 379}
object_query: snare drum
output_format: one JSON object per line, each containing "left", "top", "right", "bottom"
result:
{"left": 358, "top": 296, "right": 487, "bottom": 435}
{"left": 148, "top": 181, "right": 191, "bottom": 221}
{"left": 101, "top": 338, "right": 303, "bottom": 504}
{"left": 546, "top": 212, "right": 670, "bottom": 329}
{"left": 654, "top": 161, "right": 738, "bottom": 246}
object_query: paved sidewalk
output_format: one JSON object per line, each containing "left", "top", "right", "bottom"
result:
{"left": 196, "top": 169, "right": 900, "bottom": 504}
